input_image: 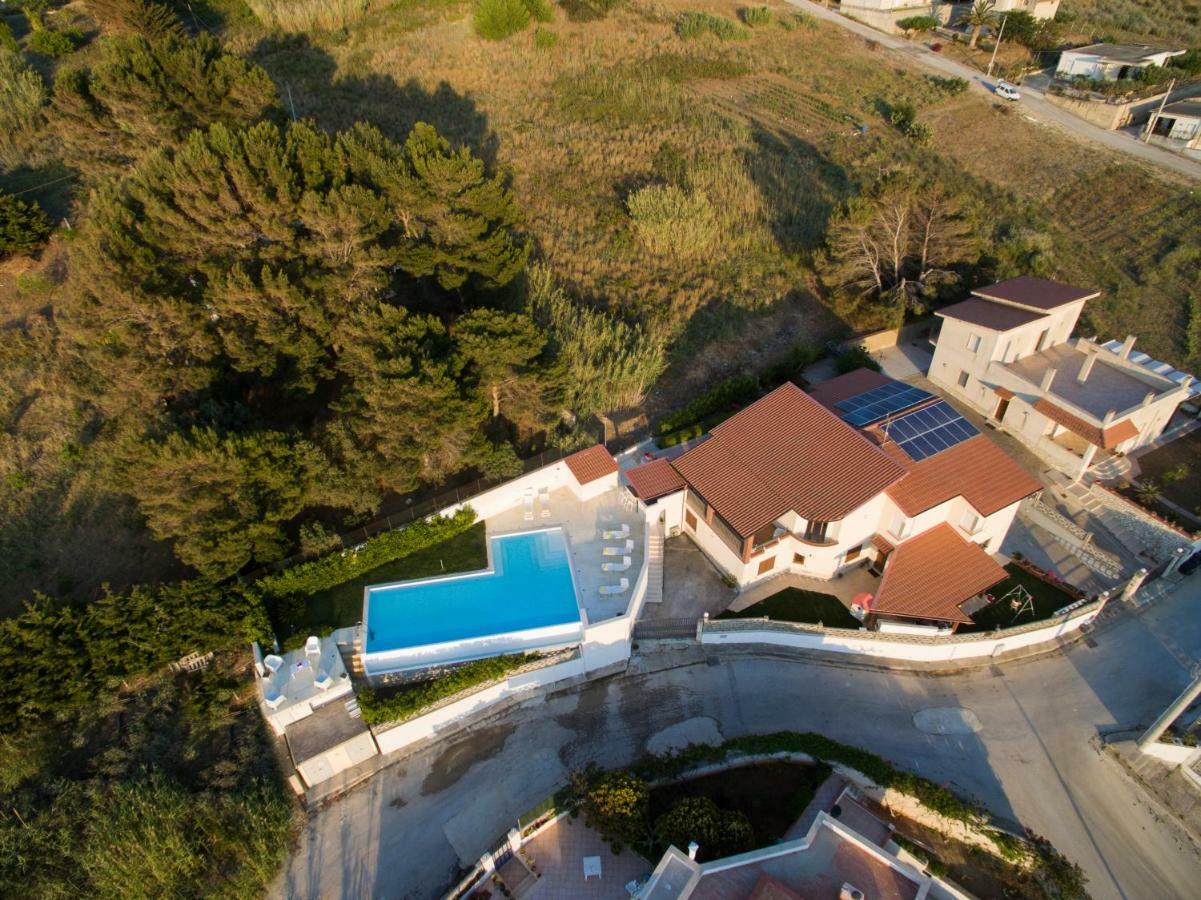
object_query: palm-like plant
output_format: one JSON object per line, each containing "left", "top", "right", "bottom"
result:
{"left": 964, "top": 0, "right": 998, "bottom": 49}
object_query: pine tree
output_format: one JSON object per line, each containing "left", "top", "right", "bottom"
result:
{"left": 455, "top": 308, "right": 548, "bottom": 420}
{"left": 52, "top": 33, "right": 278, "bottom": 178}
{"left": 0, "top": 190, "right": 53, "bottom": 258}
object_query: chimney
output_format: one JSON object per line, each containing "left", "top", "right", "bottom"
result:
{"left": 1143, "top": 391, "right": 1156, "bottom": 407}
{"left": 1077, "top": 351, "right": 1098, "bottom": 384}
{"left": 1102, "top": 409, "right": 1115, "bottom": 426}
{"left": 1120, "top": 335, "right": 1137, "bottom": 359}
{"left": 687, "top": 841, "right": 699, "bottom": 860}
{"left": 1040, "top": 367, "right": 1057, "bottom": 392}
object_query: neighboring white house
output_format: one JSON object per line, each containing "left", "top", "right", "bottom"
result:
{"left": 1056, "top": 43, "right": 1186, "bottom": 81}
{"left": 1144, "top": 99, "right": 1201, "bottom": 157}
{"left": 626, "top": 377, "right": 1040, "bottom": 630}
{"left": 928, "top": 276, "right": 1191, "bottom": 481}
{"left": 842, "top": 0, "right": 1058, "bottom": 34}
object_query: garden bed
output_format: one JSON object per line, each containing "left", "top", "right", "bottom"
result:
{"left": 718, "top": 587, "right": 861, "bottom": 629}
{"left": 1129, "top": 430, "right": 1201, "bottom": 526}
{"left": 962, "top": 563, "right": 1080, "bottom": 633}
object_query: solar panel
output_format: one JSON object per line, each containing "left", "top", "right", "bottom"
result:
{"left": 883, "top": 400, "right": 978, "bottom": 462}
{"left": 834, "top": 382, "right": 933, "bottom": 426}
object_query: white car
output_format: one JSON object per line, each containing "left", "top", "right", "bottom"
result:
{"left": 995, "top": 80, "right": 1021, "bottom": 101}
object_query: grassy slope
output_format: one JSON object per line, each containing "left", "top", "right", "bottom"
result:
{"left": 1059, "top": 0, "right": 1201, "bottom": 45}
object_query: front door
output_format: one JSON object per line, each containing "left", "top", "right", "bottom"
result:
{"left": 994, "top": 397, "right": 1010, "bottom": 423}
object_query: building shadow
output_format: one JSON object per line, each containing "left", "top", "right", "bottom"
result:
{"left": 249, "top": 35, "right": 499, "bottom": 165}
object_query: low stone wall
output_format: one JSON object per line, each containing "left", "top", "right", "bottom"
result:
{"left": 1046, "top": 81, "right": 1201, "bottom": 131}
{"left": 701, "top": 597, "right": 1106, "bottom": 662}
{"left": 1090, "top": 482, "right": 1198, "bottom": 560}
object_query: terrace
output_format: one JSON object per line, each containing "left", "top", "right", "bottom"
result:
{"left": 1004, "top": 342, "right": 1173, "bottom": 419}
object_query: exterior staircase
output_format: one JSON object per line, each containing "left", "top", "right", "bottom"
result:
{"left": 1018, "top": 497, "right": 1125, "bottom": 580}
{"left": 644, "top": 522, "right": 664, "bottom": 604}
{"left": 1058, "top": 476, "right": 1159, "bottom": 560}
{"left": 344, "top": 696, "right": 361, "bottom": 720}
{"left": 1090, "top": 454, "right": 1133, "bottom": 481}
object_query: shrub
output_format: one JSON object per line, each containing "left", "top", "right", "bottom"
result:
{"left": 896, "top": 15, "right": 937, "bottom": 35}
{"left": 677, "top": 11, "right": 750, "bottom": 40}
{"left": 558, "top": 0, "right": 622, "bottom": 21}
{"left": 358, "top": 653, "right": 534, "bottom": 725}
{"left": 28, "top": 27, "right": 82, "bottom": 57}
{"left": 905, "top": 120, "right": 933, "bottom": 144}
{"left": 522, "top": 0, "right": 554, "bottom": 21}
{"left": 889, "top": 100, "right": 917, "bottom": 131}
{"left": 655, "top": 797, "right": 754, "bottom": 861}
{"left": 474, "top": 0, "right": 532, "bottom": 38}
{"left": 932, "top": 75, "right": 970, "bottom": 95}
{"left": 656, "top": 374, "right": 760, "bottom": 434}
{"left": 1163, "top": 462, "right": 1190, "bottom": 484}
{"left": 627, "top": 183, "right": 720, "bottom": 258}
{"left": 740, "top": 6, "right": 772, "bottom": 27}
{"left": 254, "top": 507, "right": 477, "bottom": 601}
{"left": 570, "top": 768, "right": 651, "bottom": 851}
{"left": 778, "top": 11, "right": 815, "bottom": 30}
{"left": 762, "top": 343, "right": 820, "bottom": 388}
{"left": 534, "top": 25, "right": 558, "bottom": 47}
{"left": 0, "top": 191, "right": 53, "bottom": 258}
{"left": 834, "top": 345, "right": 880, "bottom": 374}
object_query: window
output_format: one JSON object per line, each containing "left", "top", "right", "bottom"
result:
{"left": 685, "top": 510, "right": 697, "bottom": 531}
{"left": 890, "top": 514, "right": 910, "bottom": 539}
{"left": 960, "top": 509, "right": 981, "bottom": 534}
{"left": 757, "top": 556, "right": 775, "bottom": 575}
{"left": 845, "top": 546, "right": 862, "bottom": 563}
{"left": 966, "top": 334, "right": 982, "bottom": 353}
{"left": 793, "top": 553, "right": 806, "bottom": 565}
{"left": 957, "top": 371, "right": 970, "bottom": 388}
{"left": 803, "top": 519, "right": 829, "bottom": 543}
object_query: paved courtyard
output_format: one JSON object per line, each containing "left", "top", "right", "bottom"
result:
{"left": 641, "top": 535, "right": 734, "bottom": 622}
{"left": 513, "top": 816, "right": 651, "bottom": 899}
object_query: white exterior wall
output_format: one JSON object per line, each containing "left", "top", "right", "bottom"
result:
{"left": 644, "top": 490, "right": 686, "bottom": 535}
{"left": 295, "top": 730, "right": 380, "bottom": 788}
{"left": 1057, "top": 50, "right": 1184, "bottom": 81}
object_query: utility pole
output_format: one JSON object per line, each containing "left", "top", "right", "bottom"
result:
{"left": 986, "top": 15, "right": 1008, "bottom": 79}
{"left": 1143, "top": 78, "right": 1176, "bottom": 143}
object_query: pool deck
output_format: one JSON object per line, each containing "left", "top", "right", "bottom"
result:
{"left": 486, "top": 486, "right": 646, "bottom": 623}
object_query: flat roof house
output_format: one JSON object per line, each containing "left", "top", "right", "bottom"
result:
{"left": 1144, "top": 99, "right": 1201, "bottom": 157}
{"left": 1056, "top": 43, "right": 1186, "bottom": 81}
{"left": 626, "top": 378, "right": 1039, "bottom": 630}
{"left": 928, "top": 276, "right": 1191, "bottom": 481}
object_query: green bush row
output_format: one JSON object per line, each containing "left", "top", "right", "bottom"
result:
{"left": 358, "top": 652, "right": 533, "bottom": 725}
{"left": 255, "top": 507, "right": 477, "bottom": 600}
{"left": 630, "top": 731, "right": 977, "bottom": 824}
{"left": 656, "top": 374, "right": 761, "bottom": 435}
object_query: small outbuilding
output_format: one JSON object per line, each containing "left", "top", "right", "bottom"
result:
{"left": 1055, "top": 43, "right": 1186, "bottom": 81}
{"left": 1144, "top": 99, "right": 1201, "bottom": 156}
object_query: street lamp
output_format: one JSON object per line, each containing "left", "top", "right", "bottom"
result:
{"left": 986, "top": 15, "right": 1008, "bottom": 79}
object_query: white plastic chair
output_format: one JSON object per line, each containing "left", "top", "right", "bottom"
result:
{"left": 602, "top": 556, "right": 632, "bottom": 573}
{"left": 264, "top": 689, "right": 285, "bottom": 709}
{"left": 538, "top": 485, "right": 551, "bottom": 518}
{"left": 313, "top": 670, "right": 333, "bottom": 691}
{"left": 599, "top": 577, "right": 629, "bottom": 596}
{"left": 304, "top": 635, "right": 321, "bottom": 657}
{"left": 263, "top": 654, "right": 284, "bottom": 675}
{"left": 523, "top": 489, "right": 534, "bottom": 521}
{"left": 602, "top": 523, "right": 630, "bottom": 540}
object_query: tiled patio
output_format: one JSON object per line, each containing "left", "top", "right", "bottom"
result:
{"left": 487, "top": 486, "right": 646, "bottom": 622}
{"left": 514, "top": 816, "right": 652, "bottom": 899}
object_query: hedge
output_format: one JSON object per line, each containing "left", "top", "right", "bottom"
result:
{"left": 255, "top": 507, "right": 477, "bottom": 600}
{"left": 656, "top": 375, "right": 760, "bottom": 435}
{"left": 358, "top": 652, "right": 532, "bottom": 725}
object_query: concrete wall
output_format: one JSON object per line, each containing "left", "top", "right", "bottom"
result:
{"left": 701, "top": 598, "right": 1104, "bottom": 662}
{"left": 1141, "top": 740, "right": 1201, "bottom": 766}
{"left": 362, "top": 622, "right": 585, "bottom": 677}
{"left": 296, "top": 730, "right": 379, "bottom": 788}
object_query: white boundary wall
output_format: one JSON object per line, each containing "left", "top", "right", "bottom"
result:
{"left": 701, "top": 599, "right": 1105, "bottom": 663}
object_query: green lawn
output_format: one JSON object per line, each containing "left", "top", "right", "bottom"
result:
{"left": 648, "top": 760, "right": 831, "bottom": 852}
{"left": 963, "top": 563, "right": 1079, "bottom": 633}
{"left": 294, "top": 523, "right": 488, "bottom": 635}
{"left": 717, "top": 588, "right": 860, "bottom": 629}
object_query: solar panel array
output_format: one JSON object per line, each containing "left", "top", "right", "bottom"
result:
{"left": 834, "top": 382, "right": 933, "bottom": 426}
{"left": 883, "top": 400, "right": 979, "bottom": 462}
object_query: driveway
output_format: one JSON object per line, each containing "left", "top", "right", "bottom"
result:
{"left": 785, "top": 0, "right": 1201, "bottom": 181}
{"left": 278, "top": 572, "right": 1201, "bottom": 900}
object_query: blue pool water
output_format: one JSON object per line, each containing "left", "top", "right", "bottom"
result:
{"left": 364, "top": 528, "right": 581, "bottom": 654}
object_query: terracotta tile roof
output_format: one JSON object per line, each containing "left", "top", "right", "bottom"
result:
{"left": 971, "top": 276, "right": 1099, "bottom": 311}
{"left": 936, "top": 297, "right": 1048, "bottom": 331}
{"left": 806, "top": 368, "right": 894, "bottom": 409}
{"left": 886, "top": 434, "right": 1041, "bottom": 517}
{"left": 871, "top": 533, "right": 895, "bottom": 553}
{"left": 1034, "top": 398, "right": 1140, "bottom": 449}
{"left": 872, "top": 525, "right": 1007, "bottom": 624}
{"left": 563, "top": 444, "right": 617, "bottom": 485}
{"left": 994, "top": 386, "right": 1015, "bottom": 400}
{"left": 672, "top": 383, "right": 907, "bottom": 537}
{"left": 625, "top": 458, "right": 685, "bottom": 502}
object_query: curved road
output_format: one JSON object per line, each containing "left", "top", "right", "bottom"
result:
{"left": 786, "top": 0, "right": 1201, "bottom": 181}
{"left": 280, "top": 573, "right": 1201, "bottom": 900}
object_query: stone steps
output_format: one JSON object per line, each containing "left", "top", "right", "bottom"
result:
{"left": 645, "top": 524, "right": 664, "bottom": 604}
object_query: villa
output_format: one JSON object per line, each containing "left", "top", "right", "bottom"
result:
{"left": 625, "top": 376, "right": 1040, "bottom": 631}
{"left": 928, "top": 276, "right": 1193, "bottom": 480}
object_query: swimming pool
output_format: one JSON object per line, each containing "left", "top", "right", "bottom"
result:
{"left": 361, "top": 528, "right": 583, "bottom": 674}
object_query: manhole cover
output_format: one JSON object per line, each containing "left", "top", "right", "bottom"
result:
{"left": 913, "top": 707, "right": 983, "bottom": 735}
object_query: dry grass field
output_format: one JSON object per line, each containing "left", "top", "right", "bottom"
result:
{"left": 1059, "top": 0, "right": 1201, "bottom": 46}
{"left": 224, "top": 0, "right": 1199, "bottom": 382}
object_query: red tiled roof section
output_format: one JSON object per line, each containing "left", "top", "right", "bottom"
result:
{"left": 672, "top": 383, "right": 907, "bottom": 537}
{"left": 625, "top": 458, "right": 685, "bottom": 502}
{"left": 936, "top": 297, "right": 1048, "bottom": 331}
{"left": 887, "top": 434, "right": 1041, "bottom": 517}
{"left": 563, "top": 444, "right": 618, "bottom": 485}
{"left": 972, "top": 276, "right": 1099, "bottom": 311}
{"left": 994, "top": 386, "right": 1015, "bottom": 400}
{"left": 871, "top": 534, "right": 894, "bottom": 553}
{"left": 806, "top": 368, "right": 893, "bottom": 409}
{"left": 1034, "top": 399, "right": 1140, "bottom": 449}
{"left": 872, "top": 525, "right": 1007, "bottom": 624}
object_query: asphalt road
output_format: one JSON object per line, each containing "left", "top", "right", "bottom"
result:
{"left": 279, "top": 572, "right": 1201, "bottom": 900}
{"left": 786, "top": 0, "right": 1201, "bottom": 182}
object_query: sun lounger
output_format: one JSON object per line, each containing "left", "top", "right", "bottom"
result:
{"left": 602, "top": 523, "right": 630, "bottom": 540}
{"left": 263, "top": 689, "right": 284, "bottom": 709}
{"left": 263, "top": 654, "right": 284, "bottom": 675}
{"left": 602, "top": 556, "right": 632, "bottom": 572}
{"left": 538, "top": 485, "right": 551, "bottom": 518}
{"left": 602, "top": 545, "right": 625, "bottom": 556}
{"left": 313, "top": 670, "right": 333, "bottom": 691}
{"left": 599, "top": 578, "right": 629, "bottom": 596}
{"left": 523, "top": 489, "right": 534, "bottom": 521}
